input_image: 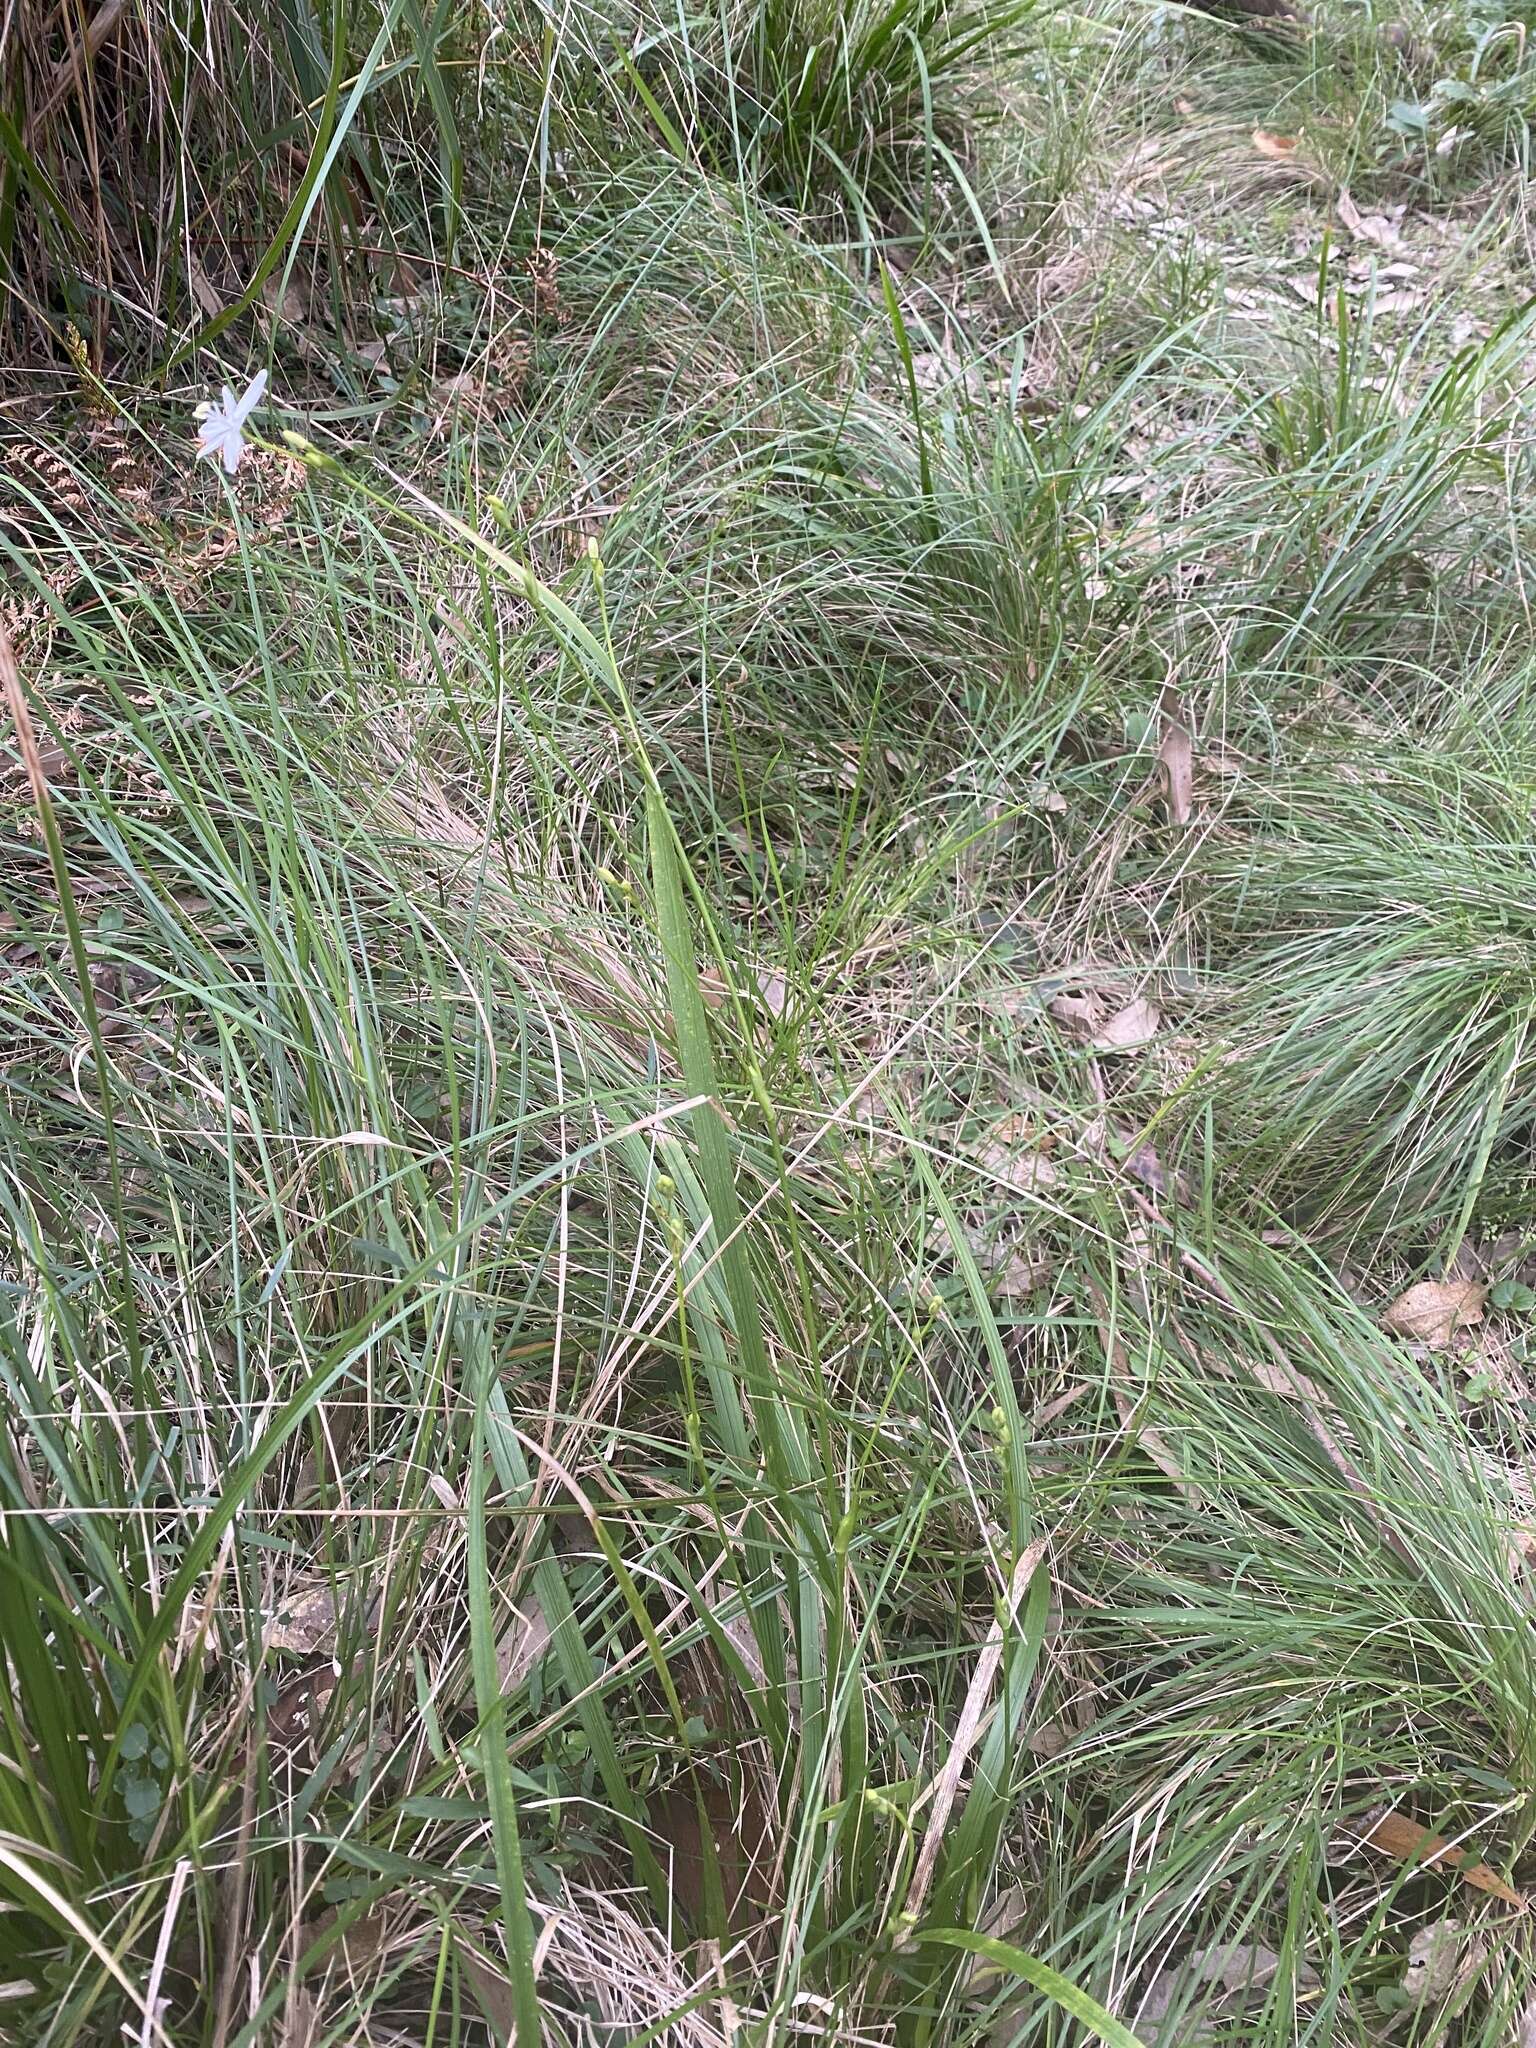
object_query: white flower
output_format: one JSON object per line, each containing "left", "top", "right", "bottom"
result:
{"left": 194, "top": 368, "right": 268, "bottom": 474}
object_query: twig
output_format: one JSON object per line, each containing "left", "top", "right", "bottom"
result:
{"left": 138, "top": 1859, "right": 192, "bottom": 2048}
{"left": 902, "top": 1537, "right": 1049, "bottom": 1926}
{"left": 31, "top": 0, "right": 131, "bottom": 131}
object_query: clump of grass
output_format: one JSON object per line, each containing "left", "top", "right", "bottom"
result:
{"left": 1202, "top": 739, "right": 1536, "bottom": 1251}
{"left": 0, "top": 0, "right": 473, "bottom": 372}
{"left": 624, "top": 0, "right": 1041, "bottom": 247}
{"left": 1034, "top": 1210, "right": 1536, "bottom": 2048}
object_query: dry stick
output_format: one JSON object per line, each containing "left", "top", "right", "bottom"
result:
{"left": 32, "top": 0, "right": 132, "bottom": 131}
{"left": 901, "top": 1537, "right": 1050, "bottom": 1929}
{"left": 0, "top": 627, "right": 47, "bottom": 809}
{"left": 138, "top": 1859, "right": 192, "bottom": 2048}
{"left": 212, "top": 1745, "right": 260, "bottom": 2048}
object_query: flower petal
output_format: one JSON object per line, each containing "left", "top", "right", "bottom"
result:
{"left": 232, "top": 368, "right": 268, "bottom": 426}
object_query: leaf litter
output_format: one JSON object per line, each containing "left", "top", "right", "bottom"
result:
{"left": 1354, "top": 1809, "right": 1525, "bottom": 1908}
{"left": 1091, "top": 995, "right": 1160, "bottom": 1053}
{"left": 1381, "top": 1279, "right": 1487, "bottom": 1349}
{"left": 263, "top": 1576, "right": 378, "bottom": 1657}
{"left": 1156, "top": 686, "right": 1194, "bottom": 827}
{"left": 495, "top": 1589, "right": 552, "bottom": 1691}
{"left": 1048, "top": 988, "right": 1160, "bottom": 1052}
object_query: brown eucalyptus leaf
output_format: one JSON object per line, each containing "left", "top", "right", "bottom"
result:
{"left": 979, "top": 1116, "right": 1059, "bottom": 1193}
{"left": 264, "top": 1583, "right": 342, "bottom": 1657}
{"left": 1360, "top": 1810, "right": 1523, "bottom": 1907}
{"left": 495, "top": 1591, "right": 551, "bottom": 1692}
{"left": 1381, "top": 1280, "right": 1486, "bottom": 1350}
{"left": 1092, "top": 996, "right": 1159, "bottom": 1053}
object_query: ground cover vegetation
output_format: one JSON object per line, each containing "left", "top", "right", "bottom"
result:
{"left": 6, "top": 0, "right": 1536, "bottom": 2041}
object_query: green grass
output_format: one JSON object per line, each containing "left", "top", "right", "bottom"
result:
{"left": 1204, "top": 730, "right": 1536, "bottom": 1251}
{"left": 5, "top": 0, "right": 1536, "bottom": 2043}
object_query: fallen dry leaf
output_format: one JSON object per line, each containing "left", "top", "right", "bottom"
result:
{"left": 496, "top": 1590, "right": 551, "bottom": 1691}
{"left": 1253, "top": 128, "right": 1298, "bottom": 157}
{"left": 1189, "top": 1943, "right": 1319, "bottom": 1995}
{"left": 1048, "top": 990, "right": 1106, "bottom": 1036}
{"left": 1336, "top": 188, "right": 1405, "bottom": 252}
{"left": 978, "top": 1116, "right": 1059, "bottom": 1194}
{"left": 264, "top": 1580, "right": 351, "bottom": 1657}
{"left": 1091, "top": 995, "right": 1159, "bottom": 1053}
{"left": 1157, "top": 688, "right": 1194, "bottom": 827}
{"left": 1381, "top": 1279, "right": 1486, "bottom": 1350}
{"left": 754, "top": 965, "right": 788, "bottom": 1017}
{"left": 1360, "top": 1810, "right": 1524, "bottom": 1908}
